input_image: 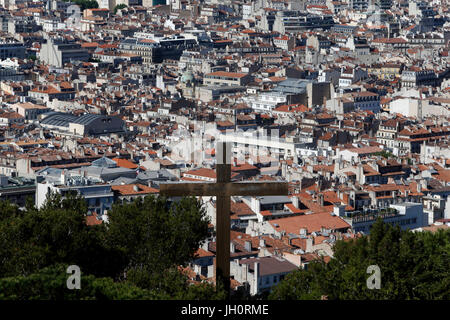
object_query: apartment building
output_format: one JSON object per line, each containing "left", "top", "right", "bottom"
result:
{"left": 345, "top": 203, "right": 427, "bottom": 234}
{"left": 10, "top": 102, "right": 50, "bottom": 120}
{"left": 39, "top": 39, "right": 90, "bottom": 68}
{"left": 0, "top": 42, "right": 26, "bottom": 59}
{"left": 203, "top": 71, "right": 252, "bottom": 86}
{"left": 230, "top": 256, "right": 298, "bottom": 296}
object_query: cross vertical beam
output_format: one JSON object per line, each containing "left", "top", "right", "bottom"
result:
{"left": 215, "top": 142, "right": 231, "bottom": 294}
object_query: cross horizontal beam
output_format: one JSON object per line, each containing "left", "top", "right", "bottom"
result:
{"left": 159, "top": 181, "right": 289, "bottom": 197}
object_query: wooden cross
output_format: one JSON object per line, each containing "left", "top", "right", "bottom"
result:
{"left": 159, "top": 142, "right": 288, "bottom": 294}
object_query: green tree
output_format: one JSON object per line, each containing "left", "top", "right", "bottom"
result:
{"left": 268, "top": 261, "right": 324, "bottom": 300}
{"left": 270, "top": 219, "right": 450, "bottom": 300}
{"left": 64, "top": 0, "right": 98, "bottom": 11}
{"left": 0, "top": 192, "right": 124, "bottom": 279}
{"left": 114, "top": 3, "right": 127, "bottom": 14}
{"left": 0, "top": 264, "right": 156, "bottom": 300}
{"left": 106, "top": 196, "right": 210, "bottom": 290}
{"left": 0, "top": 263, "right": 227, "bottom": 300}
{"left": 373, "top": 151, "right": 394, "bottom": 159}
{"left": 0, "top": 194, "right": 226, "bottom": 300}
{"left": 0, "top": 200, "right": 20, "bottom": 221}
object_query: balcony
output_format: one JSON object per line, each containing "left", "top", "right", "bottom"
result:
{"left": 344, "top": 207, "right": 400, "bottom": 224}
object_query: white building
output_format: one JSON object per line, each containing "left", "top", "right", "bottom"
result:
{"left": 35, "top": 178, "right": 114, "bottom": 217}
{"left": 390, "top": 97, "right": 450, "bottom": 118}
{"left": 242, "top": 3, "right": 253, "bottom": 19}
{"left": 337, "top": 146, "right": 383, "bottom": 162}
{"left": 390, "top": 97, "right": 422, "bottom": 118}
{"left": 220, "top": 129, "right": 301, "bottom": 160}
{"left": 243, "top": 92, "right": 287, "bottom": 113}
{"left": 401, "top": 69, "right": 437, "bottom": 88}
{"left": 348, "top": 203, "right": 428, "bottom": 234}
{"left": 338, "top": 67, "right": 368, "bottom": 87}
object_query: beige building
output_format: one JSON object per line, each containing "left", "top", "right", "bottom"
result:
{"left": 203, "top": 71, "right": 251, "bottom": 86}
{"left": 10, "top": 102, "right": 50, "bottom": 120}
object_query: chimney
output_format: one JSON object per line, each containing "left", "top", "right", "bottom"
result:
{"left": 300, "top": 228, "right": 307, "bottom": 236}
{"left": 202, "top": 240, "right": 209, "bottom": 251}
{"left": 318, "top": 193, "right": 324, "bottom": 207}
{"left": 357, "top": 162, "right": 363, "bottom": 183}
{"left": 306, "top": 236, "right": 314, "bottom": 252}
{"left": 230, "top": 242, "right": 236, "bottom": 253}
{"left": 253, "top": 262, "right": 260, "bottom": 295}
{"left": 291, "top": 196, "right": 299, "bottom": 208}
{"left": 333, "top": 205, "right": 345, "bottom": 217}
{"left": 244, "top": 240, "right": 252, "bottom": 252}
{"left": 259, "top": 238, "right": 266, "bottom": 248}
{"left": 60, "top": 169, "right": 67, "bottom": 185}
{"left": 251, "top": 197, "right": 260, "bottom": 214}
{"left": 421, "top": 179, "right": 427, "bottom": 191}
{"left": 242, "top": 262, "right": 248, "bottom": 283}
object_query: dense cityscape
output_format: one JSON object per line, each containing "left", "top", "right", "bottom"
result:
{"left": 0, "top": 0, "right": 449, "bottom": 301}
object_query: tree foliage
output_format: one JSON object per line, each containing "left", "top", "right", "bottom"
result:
{"left": 106, "top": 196, "right": 210, "bottom": 290}
{"left": 373, "top": 151, "right": 395, "bottom": 159}
{"left": 270, "top": 219, "right": 450, "bottom": 300}
{"left": 0, "top": 264, "right": 156, "bottom": 300}
{"left": 114, "top": 4, "right": 127, "bottom": 14}
{"left": 0, "top": 192, "right": 122, "bottom": 278}
{"left": 70, "top": 0, "right": 98, "bottom": 11}
{"left": 0, "top": 194, "right": 225, "bottom": 300}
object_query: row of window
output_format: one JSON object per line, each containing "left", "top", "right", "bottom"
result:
{"left": 258, "top": 274, "right": 285, "bottom": 286}
{"left": 355, "top": 217, "right": 418, "bottom": 232}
